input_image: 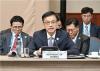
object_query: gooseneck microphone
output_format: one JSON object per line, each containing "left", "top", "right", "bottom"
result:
{"left": 54, "top": 38, "right": 60, "bottom": 51}
{"left": 8, "top": 52, "right": 16, "bottom": 57}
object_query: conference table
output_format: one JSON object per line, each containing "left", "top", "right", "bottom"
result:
{"left": 0, "top": 55, "right": 100, "bottom": 71}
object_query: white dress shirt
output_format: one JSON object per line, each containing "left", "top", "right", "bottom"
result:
{"left": 8, "top": 32, "right": 23, "bottom": 55}
{"left": 33, "top": 32, "right": 56, "bottom": 56}
{"left": 72, "top": 33, "right": 78, "bottom": 43}
{"left": 83, "top": 22, "right": 91, "bottom": 37}
{"left": 47, "top": 32, "right": 56, "bottom": 46}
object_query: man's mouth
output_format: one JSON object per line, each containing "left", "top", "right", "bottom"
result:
{"left": 48, "top": 28, "right": 54, "bottom": 30}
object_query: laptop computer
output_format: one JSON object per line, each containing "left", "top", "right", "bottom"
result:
{"left": 88, "top": 37, "right": 100, "bottom": 54}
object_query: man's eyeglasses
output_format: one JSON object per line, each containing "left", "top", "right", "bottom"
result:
{"left": 12, "top": 26, "right": 23, "bottom": 29}
{"left": 44, "top": 20, "right": 57, "bottom": 25}
{"left": 82, "top": 15, "right": 92, "bottom": 17}
{"left": 67, "top": 29, "right": 76, "bottom": 32}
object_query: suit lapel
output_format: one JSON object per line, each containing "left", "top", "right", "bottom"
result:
{"left": 90, "top": 24, "right": 92, "bottom": 36}
{"left": 6, "top": 30, "right": 12, "bottom": 51}
{"left": 54, "top": 30, "right": 61, "bottom": 46}
{"left": 80, "top": 24, "right": 83, "bottom": 34}
{"left": 41, "top": 30, "right": 48, "bottom": 46}
{"left": 90, "top": 24, "right": 95, "bottom": 36}
{"left": 76, "top": 34, "right": 82, "bottom": 49}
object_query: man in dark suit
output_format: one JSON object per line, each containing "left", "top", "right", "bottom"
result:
{"left": 80, "top": 7, "right": 100, "bottom": 39}
{"left": 29, "top": 11, "right": 79, "bottom": 57}
{"left": 66, "top": 18, "right": 90, "bottom": 55}
{"left": 0, "top": 16, "right": 32, "bottom": 56}
{"left": 98, "top": 26, "right": 100, "bottom": 39}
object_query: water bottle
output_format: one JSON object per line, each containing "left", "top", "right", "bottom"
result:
{"left": 98, "top": 49, "right": 100, "bottom": 56}
{"left": 16, "top": 37, "right": 22, "bottom": 56}
{"left": 24, "top": 48, "right": 29, "bottom": 57}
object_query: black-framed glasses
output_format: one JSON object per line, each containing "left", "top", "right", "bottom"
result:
{"left": 44, "top": 20, "right": 57, "bottom": 25}
{"left": 12, "top": 26, "right": 23, "bottom": 29}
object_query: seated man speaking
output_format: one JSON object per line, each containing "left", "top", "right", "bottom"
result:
{"left": 29, "top": 11, "right": 79, "bottom": 57}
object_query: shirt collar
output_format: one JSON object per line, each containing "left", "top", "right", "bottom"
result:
{"left": 72, "top": 32, "right": 79, "bottom": 43}
{"left": 47, "top": 32, "right": 56, "bottom": 39}
{"left": 83, "top": 22, "right": 91, "bottom": 27}
{"left": 11, "top": 31, "right": 21, "bottom": 38}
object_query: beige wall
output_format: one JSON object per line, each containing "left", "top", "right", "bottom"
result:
{"left": 0, "top": 0, "right": 100, "bottom": 36}
{"left": 0, "top": 0, "right": 49, "bottom": 36}
{"left": 49, "top": 0, "right": 60, "bottom": 13}
{"left": 49, "top": 0, "right": 100, "bottom": 13}
{"left": 67, "top": 0, "right": 100, "bottom": 13}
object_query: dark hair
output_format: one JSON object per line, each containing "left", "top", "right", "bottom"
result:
{"left": 10, "top": 15, "right": 24, "bottom": 26}
{"left": 42, "top": 11, "right": 59, "bottom": 22}
{"left": 66, "top": 18, "right": 79, "bottom": 27}
{"left": 81, "top": 7, "right": 93, "bottom": 14}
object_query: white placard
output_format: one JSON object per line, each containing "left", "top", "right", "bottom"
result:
{"left": 42, "top": 51, "right": 67, "bottom": 59}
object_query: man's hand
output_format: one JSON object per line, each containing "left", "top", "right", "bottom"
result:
{"left": 37, "top": 48, "right": 42, "bottom": 55}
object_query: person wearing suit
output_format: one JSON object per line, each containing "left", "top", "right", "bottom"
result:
{"left": 29, "top": 11, "right": 79, "bottom": 57}
{"left": 98, "top": 26, "right": 100, "bottom": 39}
{"left": 66, "top": 18, "right": 90, "bottom": 55}
{"left": 0, "top": 16, "right": 32, "bottom": 56}
{"left": 80, "top": 7, "right": 100, "bottom": 39}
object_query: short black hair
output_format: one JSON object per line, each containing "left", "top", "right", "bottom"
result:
{"left": 66, "top": 18, "right": 79, "bottom": 27}
{"left": 81, "top": 7, "right": 93, "bottom": 14}
{"left": 10, "top": 15, "right": 24, "bottom": 26}
{"left": 42, "top": 11, "right": 59, "bottom": 22}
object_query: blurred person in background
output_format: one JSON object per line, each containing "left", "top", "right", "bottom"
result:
{"left": 66, "top": 18, "right": 90, "bottom": 55}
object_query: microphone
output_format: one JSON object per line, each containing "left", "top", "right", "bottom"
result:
{"left": 8, "top": 52, "right": 16, "bottom": 57}
{"left": 54, "top": 38, "right": 60, "bottom": 51}
{"left": 17, "top": 37, "right": 22, "bottom": 56}
{"left": 12, "top": 52, "right": 16, "bottom": 56}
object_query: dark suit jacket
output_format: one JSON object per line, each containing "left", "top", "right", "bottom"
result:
{"left": 98, "top": 26, "right": 100, "bottom": 39}
{"left": 0, "top": 29, "right": 32, "bottom": 55}
{"left": 29, "top": 29, "right": 79, "bottom": 55}
{"left": 80, "top": 23, "right": 100, "bottom": 39}
{"left": 75, "top": 33, "right": 90, "bottom": 55}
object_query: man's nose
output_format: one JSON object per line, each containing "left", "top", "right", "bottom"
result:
{"left": 69, "top": 31, "right": 73, "bottom": 34}
{"left": 49, "top": 23, "right": 52, "bottom": 26}
{"left": 16, "top": 28, "right": 20, "bottom": 30}
{"left": 85, "top": 17, "right": 88, "bottom": 19}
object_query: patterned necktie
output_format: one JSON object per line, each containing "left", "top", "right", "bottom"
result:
{"left": 48, "top": 37, "right": 53, "bottom": 47}
{"left": 11, "top": 34, "right": 18, "bottom": 51}
{"left": 85, "top": 25, "right": 89, "bottom": 36}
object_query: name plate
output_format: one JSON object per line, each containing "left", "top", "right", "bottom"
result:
{"left": 42, "top": 51, "right": 67, "bottom": 59}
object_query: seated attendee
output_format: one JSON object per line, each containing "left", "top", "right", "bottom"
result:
{"left": 66, "top": 18, "right": 90, "bottom": 55}
{"left": 98, "top": 26, "right": 100, "bottom": 39}
{"left": 56, "top": 20, "right": 62, "bottom": 29}
{"left": 0, "top": 16, "right": 32, "bottom": 56}
{"left": 29, "top": 11, "right": 79, "bottom": 57}
{"left": 80, "top": 7, "right": 100, "bottom": 39}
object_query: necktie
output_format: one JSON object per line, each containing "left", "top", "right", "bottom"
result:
{"left": 11, "top": 34, "right": 18, "bottom": 51}
{"left": 48, "top": 37, "right": 53, "bottom": 47}
{"left": 85, "top": 25, "right": 89, "bottom": 36}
